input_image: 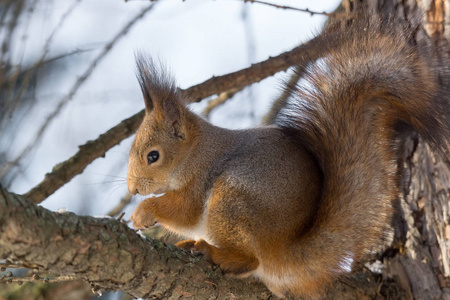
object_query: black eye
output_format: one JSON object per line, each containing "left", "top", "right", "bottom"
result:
{"left": 147, "top": 150, "right": 159, "bottom": 164}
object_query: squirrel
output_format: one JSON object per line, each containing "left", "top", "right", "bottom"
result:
{"left": 126, "top": 17, "right": 450, "bottom": 298}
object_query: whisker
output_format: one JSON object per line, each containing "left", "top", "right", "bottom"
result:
{"left": 78, "top": 180, "right": 126, "bottom": 186}
{"left": 126, "top": 173, "right": 155, "bottom": 183}
{"left": 100, "top": 182, "right": 128, "bottom": 196}
{"left": 108, "top": 150, "right": 131, "bottom": 158}
{"left": 103, "top": 180, "right": 127, "bottom": 184}
{"left": 107, "top": 184, "right": 127, "bottom": 198}
{"left": 85, "top": 171, "right": 128, "bottom": 179}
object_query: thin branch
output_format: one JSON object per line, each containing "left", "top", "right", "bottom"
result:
{"left": 126, "top": 0, "right": 345, "bottom": 18}
{"left": 1, "top": 0, "right": 80, "bottom": 131}
{"left": 242, "top": 2, "right": 257, "bottom": 123}
{"left": 107, "top": 193, "right": 133, "bottom": 217}
{"left": 18, "top": 47, "right": 97, "bottom": 78}
{"left": 0, "top": 261, "right": 39, "bottom": 270}
{"left": 202, "top": 88, "right": 242, "bottom": 117}
{"left": 0, "top": 1, "right": 24, "bottom": 64}
{"left": 38, "top": 48, "right": 95, "bottom": 67}
{"left": 42, "top": 0, "right": 81, "bottom": 55}
{"left": 184, "top": 34, "right": 323, "bottom": 101}
{"left": 0, "top": 274, "right": 77, "bottom": 284}
{"left": 261, "top": 69, "right": 303, "bottom": 125}
{"left": 25, "top": 111, "right": 145, "bottom": 203}
{"left": 25, "top": 34, "right": 326, "bottom": 204}
{"left": 241, "top": 0, "right": 335, "bottom": 17}
{"left": 0, "top": 3, "right": 156, "bottom": 179}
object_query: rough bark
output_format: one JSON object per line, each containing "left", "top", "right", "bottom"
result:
{"left": 358, "top": 0, "right": 450, "bottom": 299}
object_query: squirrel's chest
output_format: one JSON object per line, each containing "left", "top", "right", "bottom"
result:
{"left": 162, "top": 194, "right": 215, "bottom": 245}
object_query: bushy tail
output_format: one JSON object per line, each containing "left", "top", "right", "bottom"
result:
{"left": 275, "top": 17, "right": 450, "bottom": 293}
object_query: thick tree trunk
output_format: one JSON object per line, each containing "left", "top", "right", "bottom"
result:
{"left": 353, "top": 1, "right": 450, "bottom": 299}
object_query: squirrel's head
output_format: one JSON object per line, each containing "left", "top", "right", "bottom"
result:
{"left": 127, "top": 55, "right": 195, "bottom": 196}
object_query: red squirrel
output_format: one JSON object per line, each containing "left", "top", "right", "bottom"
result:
{"left": 126, "top": 17, "right": 450, "bottom": 298}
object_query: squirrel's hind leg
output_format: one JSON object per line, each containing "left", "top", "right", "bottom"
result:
{"left": 193, "top": 239, "right": 259, "bottom": 276}
{"left": 175, "top": 239, "right": 197, "bottom": 250}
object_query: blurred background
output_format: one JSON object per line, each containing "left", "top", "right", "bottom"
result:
{"left": 0, "top": 0, "right": 340, "bottom": 298}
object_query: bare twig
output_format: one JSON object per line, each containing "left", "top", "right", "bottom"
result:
{"left": 0, "top": 1, "right": 24, "bottom": 64}
{"left": 0, "top": 0, "right": 30, "bottom": 131}
{"left": 108, "top": 194, "right": 133, "bottom": 217}
{"left": 125, "top": 0, "right": 342, "bottom": 18}
{"left": 1, "top": 0, "right": 79, "bottom": 131}
{"left": 241, "top": 0, "right": 334, "bottom": 16}
{"left": 117, "top": 212, "right": 126, "bottom": 222}
{"left": 0, "top": 261, "right": 39, "bottom": 271}
{"left": 25, "top": 34, "right": 325, "bottom": 204}
{"left": 0, "top": 3, "right": 156, "bottom": 179}
{"left": 18, "top": 48, "right": 97, "bottom": 78}
{"left": 25, "top": 110, "right": 145, "bottom": 203}
{"left": 242, "top": 3, "right": 257, "bottom": 123}
{"left": 43, "top": 0, "right": 81, "bottom": 54}
{"left": 183, "top": 34, "right": 323, "bottom": 102}
{"left": 261, "top": 69, "right": 303, "bottom": 125}
{"left": 0, "top": 274, "right": 77, "bottom": 284}
{"left": 202, "top": 88, "right": 242, "bottom": 117}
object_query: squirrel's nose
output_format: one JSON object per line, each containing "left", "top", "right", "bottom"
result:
{"left": 127, "top": 182, "right": 139, "bottom": 195}
{"left": 128, "top": 187, "right": 139, "bottom": 195}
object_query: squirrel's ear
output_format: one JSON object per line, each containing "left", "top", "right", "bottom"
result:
{"left": 142, "top": 89, "right": 154, "bottom": 112}
{"left": 165, "top": 104, "right": 186, "bottom": 140}
{"left": 135, "top": 54, "right": 166, "bottom": 113}
{"left": 135, "top": 54, "right": 187, "bottom": 140}
{"left": 141, "top": 86, "right": 154, "bottom": 112}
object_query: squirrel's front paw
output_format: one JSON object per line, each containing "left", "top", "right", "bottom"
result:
{"left": 130, "top": 201, "right": 157, "bottom": 229}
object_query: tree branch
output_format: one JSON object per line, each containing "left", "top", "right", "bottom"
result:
{"left": 241, "top": 0, "right": 337, "bottom": 17}
{"left": 25, "top": 35, "right": 325, "bottom": 204}
{"left": 25, "top": 111, "right": 144, "bottom": 203}
{"left": 1, "top": 185, "right": 405, "bottom": 299}
{"left": 261, "top": 69, "right": 303, "bottom": 125}
{"left": 202, "top": 88, "right": 242, "bottom": 117}
{"left": 1, "top": 185, "right": 273, "bottom": 298}
{"left": 183, "top": 35, "right": 321, "bottom": 102}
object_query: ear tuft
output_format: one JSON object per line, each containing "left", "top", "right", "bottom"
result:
{"left": 135, "top": 53, "right": 178, "bottom": 112}
{"left": 135, "top": 53, "right": 188, "bottom": 139}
